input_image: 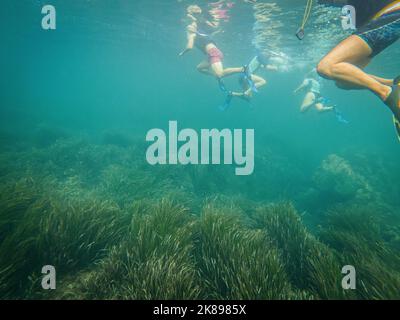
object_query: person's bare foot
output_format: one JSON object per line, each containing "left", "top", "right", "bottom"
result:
{"left": 231, "top": 91, "right": 252, "bottom": 102}
{"left": 244, "top": 90, "right": 253, "bottom": 98}
{"left": 231, "top": 91, "right": 243, "bottom": 98}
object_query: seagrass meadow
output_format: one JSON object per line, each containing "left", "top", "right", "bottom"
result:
{"left": 1, "top": 0, "right": 400, "bottom": 300}
{"left": 0, "top": 132, "right": 399, "bottom": 300}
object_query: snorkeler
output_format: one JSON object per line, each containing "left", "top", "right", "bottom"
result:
{"left": 179, "top": 5, "right": 245, "bottom": 92}
{"left": 230, "top": 74, "right": 266, "bottom": 101}
{"left": 294, "top": 70, "right": 335, "bottom": 114}
{"left": 316, "top": 0, "right": 400, "bottom": 140}
{"left": 230, "top": 54, "right": 278, "bottom": 101}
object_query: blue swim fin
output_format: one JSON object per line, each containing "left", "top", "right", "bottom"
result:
{"left": 320, "top": 97, "right": 349, "bottom": 124}
{"left": 219, "top": 92, "right": 233, "bottom": 112}
{"left": 334, "top": 107, "right": 350, "bottom": 124}
{"left": 218, "top": 79, "right": 228, "bottom": 93}
{"left": 243, "top": 65, "right": 258, "bottom": 93}
{"left": 247, "top": 56, "right": 261, "bottom": 74}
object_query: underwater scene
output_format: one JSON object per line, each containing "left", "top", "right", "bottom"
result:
{"left": 1, "top": 0, "right": 400, "bottom": 300}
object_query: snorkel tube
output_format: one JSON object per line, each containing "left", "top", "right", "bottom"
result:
{"left": 296, "top": 0, "right": 314, "bottom": 40}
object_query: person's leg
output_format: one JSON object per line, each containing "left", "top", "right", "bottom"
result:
{"left": 317, "top": 35, "right": 391, "bottom": 100}
{"left": 211, "top": 62, "right": 244, "bottom": 79}
{"left": 197, "top": 61, "right": 213, "bottom": 76}
{"left": 315, "top": 103, "right": 334, "bottom": 113}
{"left": 244, "top": 75, "right": 266, "bottom": 96}
{"left": 371, "top": 75, "right": 394, "bottom": 86}
{"left": 334, "top": 56, "right": 394, "bottom": 88}
{"left": 300, "top": 92, "right": 316, "bottom": 113}
{"left": 352, "top": 57, "right": 393, "bottom": 85}
{"left": 223, "top": 67, "right": 246, "bottom": 77}
{"left": 330, "top": 56, "right": 392, "bottom": 88}
{"left": 337, "top": 76, "right": 394, "bottom": 90}
{"left": 231, "top": 77, "right": 249, "bottom": 98}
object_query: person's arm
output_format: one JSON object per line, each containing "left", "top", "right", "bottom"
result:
{"left": 294, "top": 79, "right": 307, "bottom": 94}
{"left": 179, "top": 33, "right": 196, "bottom": 56}
{"left": 179, "top": 26, "right": 196, "bottom": 57}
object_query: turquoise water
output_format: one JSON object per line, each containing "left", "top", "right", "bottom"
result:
{"left": 3, "top": 1, "right": 400, "bottom": 153}
{"left": 1, "top": 0, "right": 399, "bottom": 300}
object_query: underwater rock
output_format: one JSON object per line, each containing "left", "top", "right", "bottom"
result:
{"left": 313, "top": 154, "right": 374, "bottom": 203}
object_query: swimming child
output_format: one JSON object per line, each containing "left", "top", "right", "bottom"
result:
{"left": 179, "top": 5, "right": 245, "bottom": 92}
{"left": 294, "top": 70, "right": 335, "bottom": 114}
{"left": 230, "top": 54, "right": 278, "bottom": 101}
